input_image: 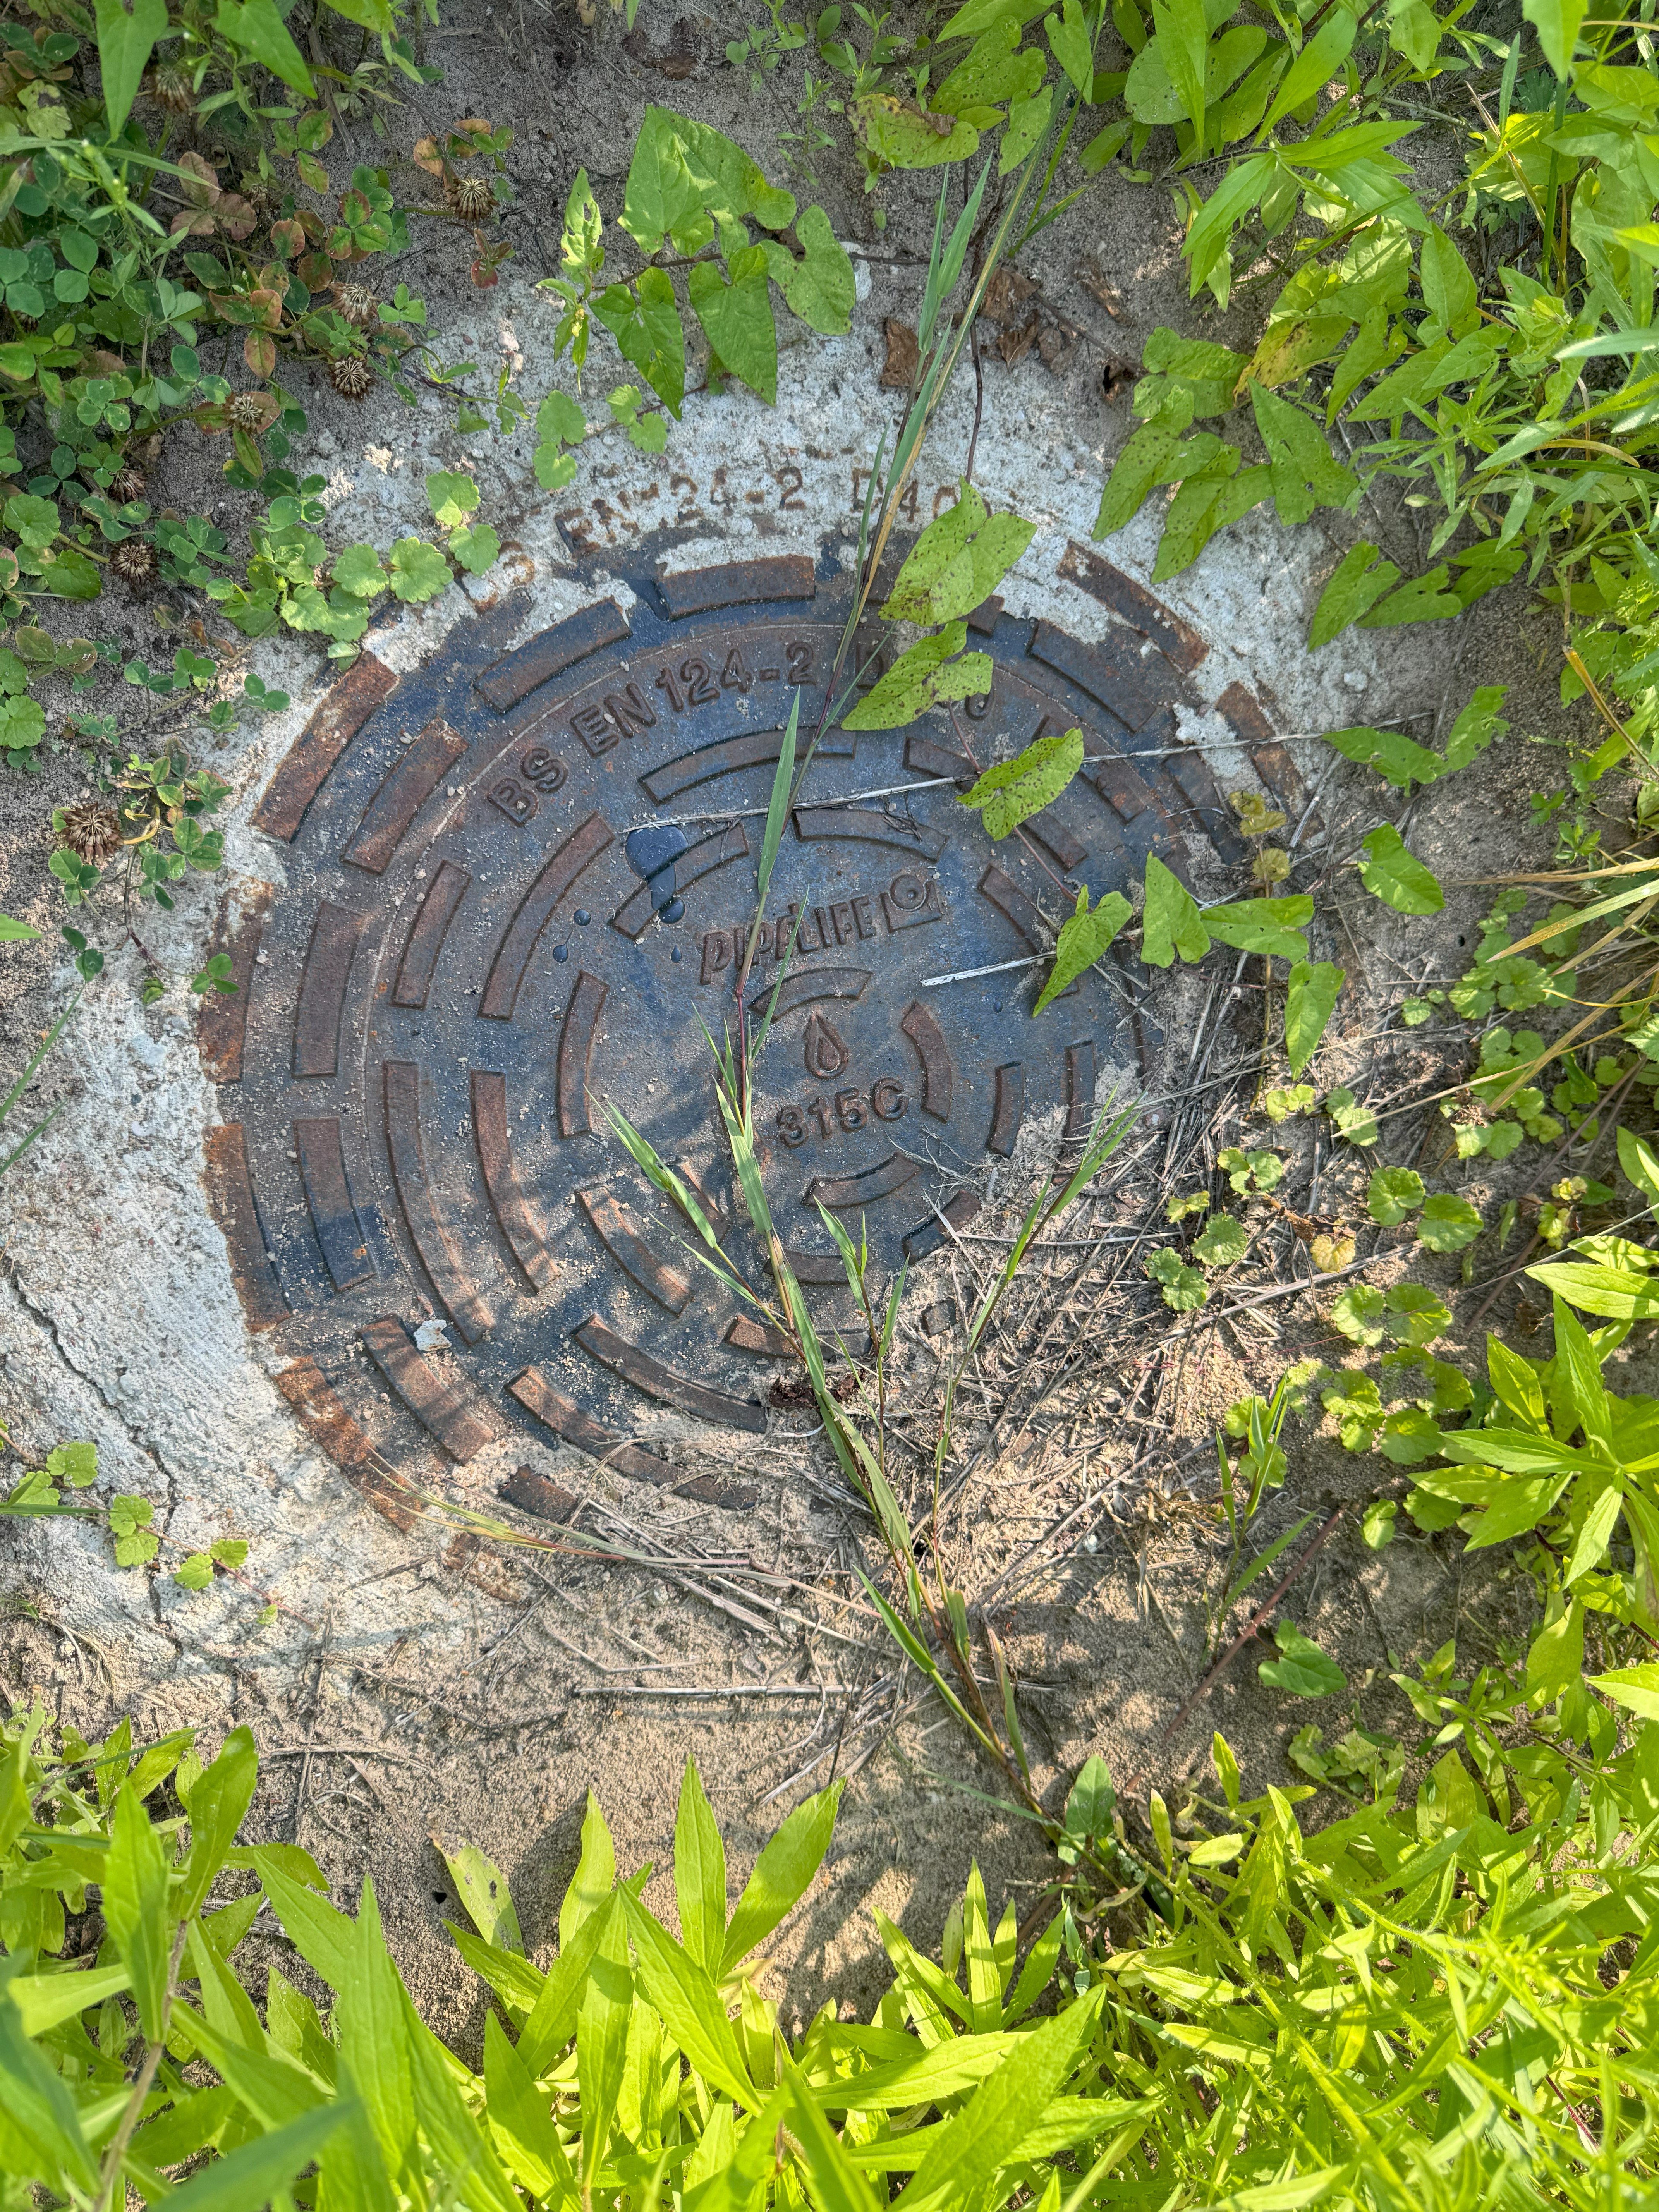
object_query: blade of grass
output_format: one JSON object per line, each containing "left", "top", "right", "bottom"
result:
{"left": 914, "top": 167, "right": 955, "bottom": 359}
{"left": 917, "top": 157, "right": 991, "bottom": 357}
{"left": 1218, "top": 1510, "right": 1317, "bottom": 1622}
{"left": 0, "top": 1108, "right": 60, "bottom": 1182}
{"left": 985, "top": 1621, "right": 1032, "bottom": 1790}
{"left": 854, "top": 1564, "right": 1003, "bottom": 1764}
{"left": 738, "top": 688, "right": 801, "bottom": 1021}
{"left": 0, "top": 989, "right": 79, "bottom": 1143}
{"left": 751, "top": 900, "right": 805, "bottom": 1069}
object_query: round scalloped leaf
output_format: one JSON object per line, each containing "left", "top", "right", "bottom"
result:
{"left": 1417, "top": 1193, "right": 1482, "bottom": 1252}
{"left": 1366, "top": 1166, "right": 1425, "bottom": 1225}
{"left": 0, "top": 695, "right": 46, "bottom": 750}
{"left": 1331, "top": 1284, "right": 1386, "bottom": 1346}
{"left": 1147, "top": 1247, "right": 1207, "bottom": 1311}
{"left": 1193, "top": 1214, "right": 1249, "bottom": 1268}
{"left": 387, "top": 536, "right": 452, "bottom": 604}
{"left": 1379, "top": 1407, "right": 1441, "bottom": 1464}
{"left": 1382, "top": 1283, "right": 1450, "bottom": 1346}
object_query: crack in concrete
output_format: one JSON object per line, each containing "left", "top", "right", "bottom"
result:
{"left": 0, "top": 1261, "right": 189, "bottom": 1642}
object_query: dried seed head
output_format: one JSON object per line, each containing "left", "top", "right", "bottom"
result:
{"left": 449, "top": 174, "right": 495, "bottom": 223}
{"left": 227, "top": 390, "right": 270, "bottom": 433}
{"left": 58, "top": 801, "right": 122, "bottom": 869}
{"left": 149, "top": 62, "right": 195, "bottom": 113}
{"left": 112, "top": 539, "right": 156, "bottom": 587}
{"left": 328, "top": 354, "right": 373, "bottom": 401}
{"left": 110, "top": 465, "right": 146, "bottom": 505}
{"left": 334, "top": 281, "right": 378, "bottom": 329}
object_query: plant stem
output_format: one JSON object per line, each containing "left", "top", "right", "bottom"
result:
{"left": 94, "top": 1918, "right": 190, "bottom": 2212}
{"left": 1151, "top": 1505, "right": 1347, "bottom": 1758}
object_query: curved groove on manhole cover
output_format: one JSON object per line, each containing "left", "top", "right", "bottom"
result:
{"left": 200, "top": 536, "right": 1303, "bottom": 1521}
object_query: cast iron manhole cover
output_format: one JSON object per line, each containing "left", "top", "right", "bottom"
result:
{"left": 199, "top": 541, "right": 1303, "bottom": 1518}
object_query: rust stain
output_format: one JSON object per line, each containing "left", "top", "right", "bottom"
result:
{"left": 252, "top": 654, "right": 397, "bottom": 842}
{"left": 499, "top": 1465, "right": 581, "bottom": 1524}
{"left": 656, "top": 555, "right": 816, "bottom": 620}
{"left": 1216, "top": 678, "right": 1312, "bottom": 819}
{"left": 202, "top": 1123, "right": 289, "bottom": 1330}
{"left": 273, "top": 1357, "right": 417, "bottom": 1531}
{"left": 197, "top": 880, "right": 274, "bottom": 1084}
{"left": 1058, "top": 541, "right": 1209, "bottom": 674}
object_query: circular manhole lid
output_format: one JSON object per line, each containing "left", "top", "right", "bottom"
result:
{"left": 200, "top": 541, "right": 1300, "bottom": 1517}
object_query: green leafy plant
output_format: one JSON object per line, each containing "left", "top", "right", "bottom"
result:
{"left": 1217, "top": 1144, "right": 1281, "bottom": 1195}
{"left": 1074, "top": 7, "right": 1659, "bottom": 713}
{"left": 1325, "top": 692, "right": 1512, "bottom": 798}
{"left": 0, "top": 1434, "right": 250, "bottom": 1588}
{"left": 1326, "top": 1085, "right": 1380, "bottom": 1147}
{"left": 1330, "top": 1281, "right": 1451, "bottom": 1354}
{"left": 424, "top": 467, "right": 499, "bottom": 575}
{"left": 48, "top": 743, "right": 228, "bottom": 913}
{"left": 1206, "top": 1375, "right": 1310, "bottom": 1653}
{"left": 1192, "top": 1211, "right": 1247, "bottom": 1266}
{"left": 6, "top": 1683, "right": 1659, "bottom": 2207}
{"left": 844, "top": 490, "right": 1011, "bottom": 730}
{"left": 726, "top": 1, "right": 811, "bottom": 93}
{"left": 959, "top": 726, "right": 1082, "bottom": 841}
{"left": 1367, "top": 1164, "right": 1426, "bottom": 1224}
{"left": 604, "top": 381, "right": 666, "bottom": 454}
{"left": 0, "top": 38, "right": 458, "bottom": 602}
{"left": 1257, "top": 1616, "right": 1346, "bottom": 1696}
{"left": 0, "top": 1726, "right": 1145, "bottom": 2208}
{"left": 1259, "top": 1081, "right": 1316, "bottom": 1121}
{"left": 532, "top": 386, "right": 586, "bottom": 489}
{"left": 1287, "top": 1715, "right": 1404, "bottom": 1796}
{"left": 1036, "top": 884, "right": 1133, "bottom": 1014}
{"left": 201, "top": 469, "right": 471, "bottom": 654}
{"left": 541, "top": 114, "right": 855, "bottom": 415}
{"left": 1418, "top": 1191, "right": 1484, "bottom": 1253}
{"left": 1409, "top": 1287, "right": 1659, "bottom": 1654}
{"left": 0, "top": 0, "right": 548, "bottom": 817}
{"left": 1146, "top": 1243, "right": 1206, "bottom": 1310}
{"left": 1357, "top": 823, "right": 1444, "bottom": 915}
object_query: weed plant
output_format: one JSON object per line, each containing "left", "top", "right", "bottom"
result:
{"left": 0, "top": 1699, "right": 1656, "bottom": 2205}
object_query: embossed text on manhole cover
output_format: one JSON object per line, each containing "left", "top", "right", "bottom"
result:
{"left": 199, "top": 541, "right": 1302, "bottom": 1514}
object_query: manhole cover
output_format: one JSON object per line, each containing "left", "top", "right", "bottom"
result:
{"left": 199, "top": 541, "right": 1302, "bottom": 1515}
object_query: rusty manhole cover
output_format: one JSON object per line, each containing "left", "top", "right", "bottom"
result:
{"left": 199, "top": 541, "right": 1302, "bottom": 1516}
